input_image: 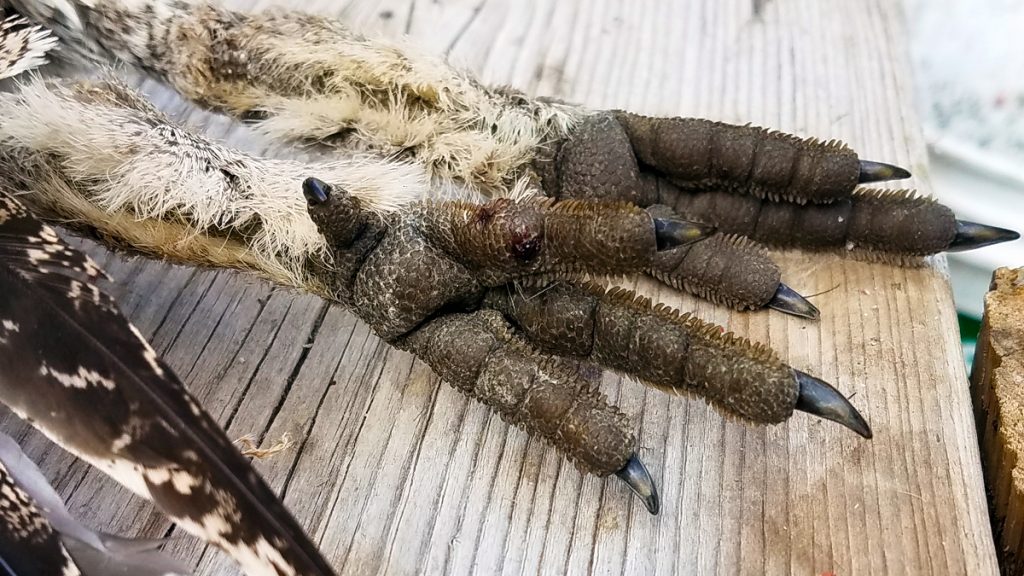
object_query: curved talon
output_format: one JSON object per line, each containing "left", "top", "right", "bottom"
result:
{"left": 767, "top": 283, "right": 820, "bottom": 320}
{"left": 794, "top": 370, "right": 872, "bottom": 438}
{"left": 653, "top": 218, "right": 715, "bottom": 251}
{"left": 302, "top": 177, "right": 331, "bottom": 205}
{"left": 857, "top": 160, "right": 912, "bottom": 183}
{"left": 615, "top": 454, "right": 660, "bottom": 515}
{"left": 947, "top": 220, "right": 1020, "bottom": 252}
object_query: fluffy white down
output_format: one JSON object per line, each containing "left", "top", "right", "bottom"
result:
{"left": 0, "top": 77, "right": 430, "bottom": 282}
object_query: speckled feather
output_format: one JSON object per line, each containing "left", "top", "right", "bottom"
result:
{"left": 0, "top": 458, "right": 82, "bottom": 575}
{"left": 0, "top": 432, "right": 190, "bottom": 575}
{"left": 0, "top": 20, "right": 82, "bottom": 576}
{"left": 0, "top": 11, "right": 56, "bottom": 79}
{"left": 0, "top": 190, "right": 336, "bottom": 576}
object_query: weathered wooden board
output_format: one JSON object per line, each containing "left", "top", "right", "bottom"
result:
{"left": 972, "top": 268, "right": 1024, "bottom": 575}
{"left": 0, "top": 0, "right": 999, "bottom": 574}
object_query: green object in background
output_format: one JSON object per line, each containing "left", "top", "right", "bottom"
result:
{"left": 959, "top": 312, "right": 982, "bottom": 372}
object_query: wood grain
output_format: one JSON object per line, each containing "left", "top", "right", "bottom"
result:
{"left": 971, "top": 268, "right": 1024, "bottom": 575}
{"left": 0, "top": 0, "right": 999, "bottom": 574}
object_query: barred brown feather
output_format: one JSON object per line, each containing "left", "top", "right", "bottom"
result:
{"left": 0, "top": 189, "right": 336, "bottom": 576}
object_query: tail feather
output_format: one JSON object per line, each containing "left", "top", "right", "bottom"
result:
{"left": 0, "top": 432, "right": 190, "bottom": 576}
{"left": 0, "top": 188, "right": 338, "bottom": 575}
{"left": 0, "top": 440, "right": 83, "bottom": 575}
{"left": 63, "top": 536, "right": 191, "bottom": 576}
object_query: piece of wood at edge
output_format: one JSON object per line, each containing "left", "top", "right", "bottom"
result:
{"left": 972, "top": 267, "right": 1024, "bottom": 574}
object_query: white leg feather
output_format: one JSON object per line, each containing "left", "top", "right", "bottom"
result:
{"left": 0, "top": 76, "right": 430, "bottom": 293}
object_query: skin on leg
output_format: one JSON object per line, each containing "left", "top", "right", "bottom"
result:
{"left": 611, "top": 111, "right": 904, "bottom": 203}
{"left": 538, "top": 111, "right": 909, "bottom": 206}
{"left": 303, "top": 179, "right": 864, "bottom": 508}
{"left": 407, "top": 197, "right": 712, "bottom": 283}
{"left": 397, "top": 309, "right": 659, "bottom": 513}
{"left": 304, "top": 177, "right": 711, "bottom": 340}
{"left": 658, "top": 183, "right": 1019, "bottom": 257}
{"left": 398, "top": 310, "right": 633, "bottom": 476}
{"left": 540, "top": 113, "right": 1016, "bottom": 296}
{"left": 533, "top": 114, "right": 820, "bottom": 317}
{"left": 646, "top": 205, "right": 818, "bottom": 319}
{"left": 484, "top": 281, "right": 870, "bottom": 437}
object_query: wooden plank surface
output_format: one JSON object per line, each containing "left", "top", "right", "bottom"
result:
{"left": 0, "top": 0, "right": 1000, "bottom": 574}
{"left": 971, "top": 268, "right": 1024, "bottom": 575}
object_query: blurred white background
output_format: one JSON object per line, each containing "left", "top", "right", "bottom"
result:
{"left": 906, "top": 0, "right": 1024, "bottom": 323}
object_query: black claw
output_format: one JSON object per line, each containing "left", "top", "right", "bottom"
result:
{"left": 767, "top": 283, "right": 820, "bottom": 320}
{"left": 654, "top": 218, "right": 715, "bottom": 251}
{"left": 302, "top": 177, "right": 331, "bottom": 205}
{"left": 794, "top": 370, "right": 872, "bottom": 439}
{"left": 947, "top": 220, "right": 1020, "bottom": 252}
{"left": 615, "top": 454, "right": 660, "bottom": 515}
{"left": 858, "top": 160, "right": 912, "bottom": 183}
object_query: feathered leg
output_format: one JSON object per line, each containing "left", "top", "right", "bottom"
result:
{"left": 10, "top": 0, "right": 996, "bottom": 318}
{"left": 0, "top": 76, "right": 429, "bottom": 296}
{"left": 4, "top": 0, "right": 581, "bottom": 196}
{"left": 3, "top": 0, "right": 907, "bottom": 199}
{"left": 0, "top": 76, "right": 868, "bottom": 511}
